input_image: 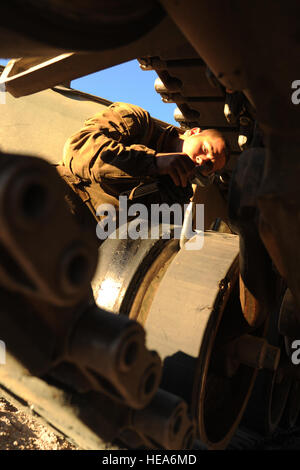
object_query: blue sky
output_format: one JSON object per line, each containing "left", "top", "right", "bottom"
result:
{"left": 0, "top": 58, "right": 177, "bottom": 125}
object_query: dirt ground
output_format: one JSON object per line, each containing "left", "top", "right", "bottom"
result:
{"left": 1, "top": 391, "right": 300, "bottom": 451}
{"left": 0, "top": 395, "right": 78, "bottom": 450}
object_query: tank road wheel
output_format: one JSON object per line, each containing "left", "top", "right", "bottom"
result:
{"left": 92, "top": 225, "right": 179, "bottom": 317}
{"left": 144, "top": 232, "right": 280, "bottom": 449}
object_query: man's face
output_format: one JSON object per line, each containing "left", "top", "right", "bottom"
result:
{"left": 182, "top": 132, "right": 226, "bottom": 175}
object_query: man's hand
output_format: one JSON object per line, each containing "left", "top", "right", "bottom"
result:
{"left": 155, "top": 153, "right": 196, "bottom": 187}
{"left": 194, "top": 153, "right": 222, "bottom": 176}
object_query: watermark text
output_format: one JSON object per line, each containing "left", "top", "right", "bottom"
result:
{"left": 291, "top": 339, "right": 300, "bottom": 365}
{"left": 96, "top": 197, "right": 204, "bottom": 250}
{"left": 291, "top": 80, "right": 300, "bottom": 105}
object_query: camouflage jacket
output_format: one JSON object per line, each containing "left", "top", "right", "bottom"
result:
{"left": 59, "top": 102, "right": 192, "bottom": 219}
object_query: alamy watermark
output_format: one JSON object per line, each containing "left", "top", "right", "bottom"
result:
{"left": 0, "top": 340, "right": 6, "bottom": 364}
{"left": 291, "top": 80, "right": 300, "bottom": 105}
{"left": 291, "top": 340, "right": 300, "bottom": 365}
{"left": 96, "top": 196, "right": 204, "bottom": 250}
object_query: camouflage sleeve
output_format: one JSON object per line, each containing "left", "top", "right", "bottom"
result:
{"left": 63, "top": 102, "right": 158, "bottom": 183}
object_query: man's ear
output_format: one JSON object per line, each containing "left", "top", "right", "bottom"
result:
{"left": 183, "top": 127, "right": 201, "bottom": 137}
{"left": 189, "top": 127, "right": 202, "bottom": 135}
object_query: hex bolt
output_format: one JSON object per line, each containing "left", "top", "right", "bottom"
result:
{"left": 227, "top": 334, "right": 281, "bottom": 371}
{"left": 161, "top": 94, "right": 175, "bottom": 103}
{"left": 174, "top": 106, "right": 200, "bottom": 124}
{"left": 139, "top": 57, "right": 167, "bottom": 71}
{"left": 154, "top": 77, "right": 168, "bottom": 94}
{"left": 162, "top": 93, "right": 186, "bottom": 104}
{"left": 154, "top": 76, "right": 182, "bottom": 93}
{"left": 174, "top": 107, "right": 186, "bottom": 124}
{"left": 224, "top": 102, "right": 232, "bottom": 123}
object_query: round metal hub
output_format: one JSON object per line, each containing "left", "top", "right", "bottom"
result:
{"left": 145, "top": 232, "right": 260, "bottom": 449}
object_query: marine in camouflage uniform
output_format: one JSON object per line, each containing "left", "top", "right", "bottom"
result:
{"left": 58, "top": 102, "right": 193, "bottom": 221}
{"left": 57, "top": 101, "right": 228, "bottom": 230}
